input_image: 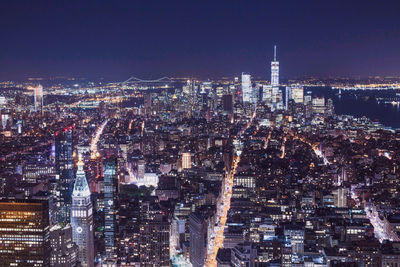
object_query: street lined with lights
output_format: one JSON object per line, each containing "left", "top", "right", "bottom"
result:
{"left": 90, "top": 120, "right": 108, "bottom": 159}
{"left": 206, "top": 110, "right": 257, "bottom": 266}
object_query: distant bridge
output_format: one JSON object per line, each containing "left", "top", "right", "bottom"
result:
{"left": 121, "top": 76, "right": 174, "bottom": 85}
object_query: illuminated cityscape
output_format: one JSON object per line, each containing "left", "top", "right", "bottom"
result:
{"left": 1, "top": 1, "right": 400, "bottom": 267}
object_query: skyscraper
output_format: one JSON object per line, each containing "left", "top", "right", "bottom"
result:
{"left": 189, "top": 212, "right": 208, "bottom": 267}
{"left": 271, "top": 45, "right": 279, "bottom": 86}
{"left": 0, "top": 199, "right": 51, "bottom": 267}
{"left": 55, "top": 127, "right": 74, "bottom": 223}
{"left": 284, "top": 224, "right": 305, "bottom": 255}
{"left": 333, "top": 187, "right": 348, "bottom": 208}
{"left": 50, "top": 224, "right": 79, "bottom": 267}
{"left": 71, "top": 159, "right": 94, "bottom": 267}
{"left": 291, "top": 85, "right": 304, "bottom": 104}
{"left": 262, "top": 85, "right": 272, "bottom": 103}
{"left": 34, "top": 84, "right": 44, "bottom": 114}
{"left": 241, "top": 72, "right": 252, "bottom": 103}
{"left": 285, "top": 86, "right": 291, "bottom": 110}
{"left": 137, "top": 159, "right": 145, "bottom": 180}
{"left": 144, "top": 93, "right": 152, "bottom": 115}
{"left": 104, "top": 158, "right": 119, "bottom": 264}
{"left": 200, "top": 81, "right": 212, "bottom": 94}
{"left": 312, "top": 97, "right": 325, "bottom": 114}
{"left": 182, "top": 79, "right": 191, "bottom": 95}
{"left": 271, "top": 86, "right": 283, "bottom": 110}
{"left": 139, "top": 218, "right": 170, "bottom": 266}
{"left": 139, "top": 201, "right": 170, "bottom": 266}
{"left": 222, "top": 94, "right": 233, "bottom": 113}
{"left": 182, "top": 152, "right": 192, "bottom": 169}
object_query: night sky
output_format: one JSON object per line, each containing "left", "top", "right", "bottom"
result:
{"left": 1, "top": 0, "right": 400, "bottom": 80}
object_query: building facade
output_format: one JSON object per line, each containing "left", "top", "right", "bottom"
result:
{"left": 55, "top": 126, "right": 74, "bottom": 223}
{"left": 0, "top": 199, "right": 51, "bottom": 266}
{"left": 71, "top": 159, "right": 94, "bottom": 267}
{"left": 34, "top": 84, "right": 44, "bottom": 114}
{"left": 189, "top": 212, "right": 208, "bottom": 267}
{"left": 271, "top": 46, "right": 279, "bottom": 86}
{"left": 50, "top": 224, "right": 79, "bottom": 266}
{"left": 241, "top": 72, "right": 252, "bottom": 103}
{"left": 182, "top": 152, "right": 192, "bottom": 169}
{"left": 104, "top": 158, "right": 119, "bottom": 264}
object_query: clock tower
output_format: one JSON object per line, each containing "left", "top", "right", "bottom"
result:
{"left": 71, "top": 158, "right": 94, "bottom": 267}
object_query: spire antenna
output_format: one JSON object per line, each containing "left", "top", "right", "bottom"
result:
{"left": 274, "top": 45, "right": 277, "bottom": 61}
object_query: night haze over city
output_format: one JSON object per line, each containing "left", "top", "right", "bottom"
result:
{"left": 1, "top": 0, "right": 400, "bottom": 79}
{"left": 2, "top": 1, "right": 400, "bottom": 267}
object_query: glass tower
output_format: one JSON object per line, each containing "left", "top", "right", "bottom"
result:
{"left": 271, "top": 45, "right": 279, "bottom": 86}
{"left": 55, "top": 127, "right": 74, "bottom": 223}
{"left": 104, "top": 158, "right": 118, "bottom": 264}
{"left": 241, "top": 72, "right": 252, "bottom": 103}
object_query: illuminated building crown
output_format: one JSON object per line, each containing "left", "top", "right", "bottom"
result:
{"left": 72, "top": 157, "right": 91, "bottom": 198}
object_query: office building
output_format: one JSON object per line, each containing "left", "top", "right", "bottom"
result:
{"left": 189, "top": 212, "right": 208, "bottom": 267}
{"left": 216, "top": 86, "right": 225, "bottom": 98}
{"left": 312, "top": 97, "right": 325, "bottom": 114}
{"left": 271, "top": 86, "right": 283, "bottom": 110}
{"left": 284, "top": 225, "right": 305, "bottom": 255}
{"left": 271, "top": 45, "right": 279, "bottom": 86}
{"left": 0, "top": 199, "right": 51, "bottom": 266}
{"left": 139, "top": 218, "right": 170, "bottom": 266}
{"left": 55, "top": 127, "right": 74, "bottom": 223}
{"left": 333, "top": 187, "right": 348, "bottom": 208}
{"left": 291, "top": 85, "right": 304, "bottom": 104}
{"left": 71, "top": 159, "right": 94, "bottom": 267}
{"left": 285, "top": 86, "right": 291, "bottom": 110}
{"left": 1, "top": 113, "right": 9, "bottom": 129}
{"left": 17, "top": 120, "right": 22, "bottom": 134}
{"left": 50, "top": 224, "right": 79, "bottom": 267}
{"left": 263, "top": 85, "right": 272, "bottom": 103}
{"left": 241, "top": 72, "right": 252, "bottom": 103}
{"left": 182, "top": 152, "right": 192, "bottom": 169}
{"left": 34, "top": 84, "right": 44, "bottom": 114}
{"left": 182, "top": 80, "right": 192, "bottom": 95}
{"left": 0, "top": 96, "right": 6, "bottom": 107}
{"left": 138, "top": 201, "right": 170, "bottom": 266}
{"left": 231, "top": 242, "right": 258, "bottom": 267}
{"left": 137, "top": 159, "right": 145, "bottom": 180}
{"left": 222, "top": 94, "right": 233, "bottom": 113}
{"left": 200, "top": 81, "right": 212, "bottom": 94}
{"left": 104, "top": 158, "right": 119, "bottom": 264}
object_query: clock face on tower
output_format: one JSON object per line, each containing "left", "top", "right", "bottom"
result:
{"left": 108, "top": 199, "right": 113, "bottom": 206}
{"left": 76, "top": 226, "right": 83, "bottom": 233}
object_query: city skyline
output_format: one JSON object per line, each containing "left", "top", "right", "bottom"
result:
{"left": 1, "top": 1, "right": 400, "bottom": 80}
{"left": 2, "top": 1, "right": 400, "bottom": 266}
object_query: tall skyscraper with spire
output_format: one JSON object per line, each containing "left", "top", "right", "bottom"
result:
{"left": 71, "top": 158, "right": 94, "bottom": 267}
{"left": 271, "top": 45, "right": 279, "bottom": 86}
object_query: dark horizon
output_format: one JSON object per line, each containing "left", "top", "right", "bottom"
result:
{"left": 1, "top": 0, "right": 400, "bottom": 80}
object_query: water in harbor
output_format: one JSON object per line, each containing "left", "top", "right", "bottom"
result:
{"left": 306, "top": 87, "right": 400, "bottom": 129}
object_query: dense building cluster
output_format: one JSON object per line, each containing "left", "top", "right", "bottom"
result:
{"left": 1, "top": 52, "right": 400, "bottom": 267}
